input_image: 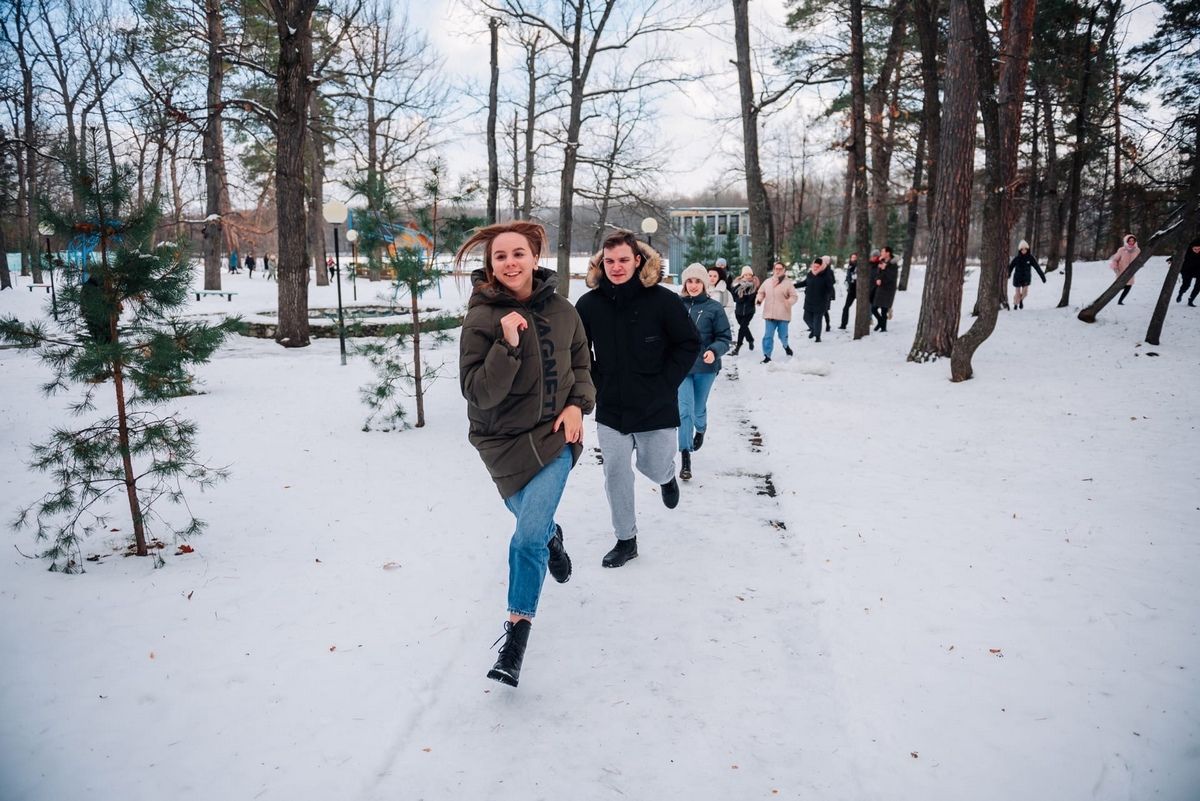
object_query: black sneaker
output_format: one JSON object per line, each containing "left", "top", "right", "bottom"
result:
{"left": 761, "top": 356, "right": 771, "bottom": 364}
{"left": 660, "top": 478, "right": 680, "bottom": 509}
{"left": 602, "top": 537, "right": 638, "bottom": 568}
{"left": 748, "top": 339, "right": 755, "bottom": 350}
{"left": 692, "top": 430, "right": 705, "bottom": 451}
{"left": 784, "top": 346, "right": 794, "bottom": 356}
{"left": 679, "top": 450, "right": 692, "bottom": 480}
{"left": 547, "top": 524, "right": 571, "bottom": 583}
{"left": 487, "top": 619, "right": 532, "bottom": 687}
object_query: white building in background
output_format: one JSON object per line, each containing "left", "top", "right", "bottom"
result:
{"left": 666, "top": 208, "right": 751, "bottom": 279}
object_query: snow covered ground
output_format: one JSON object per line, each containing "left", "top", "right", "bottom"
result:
{"left": 1, "top": 257, "right": 1197, "bottom": 801}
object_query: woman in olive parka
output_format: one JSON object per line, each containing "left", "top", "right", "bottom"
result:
{"left": 457, "top": 221, "right": 596, "bottom": 689}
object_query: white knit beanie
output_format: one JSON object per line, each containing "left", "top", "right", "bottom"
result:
{"left": 680, "top": 263, "right": 710, "bottom": 292}
{"left": 1018, "top": 240, "right": 1030, "bottom": 251}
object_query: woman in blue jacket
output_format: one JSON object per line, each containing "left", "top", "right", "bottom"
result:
{"left": 677, "top": 263, "right": 732, "bottom": 481}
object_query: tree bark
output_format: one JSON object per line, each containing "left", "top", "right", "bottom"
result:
{"left": 522, "top": 34, "right": 540, "bottom": 219}
{"left": 1145, "top": 111, "right": 1200, "bottom": 345}
{"left": 201, "top": 0, "right": 226, "bottom": 292}
{"left": 899, "top": 115, "right": 927, "bottom": 292}
{"left": 849, "top": 0, "right": 873, "bottom": 339}
{"left": 271, "top": 0, "right": 319, "bottom": 348}
{"left": 868, "top": 0, "right": 910, "bottom": 244}
{"left": 1041, "top": 82, "right": 1064, "bottom": 271}
{"left": 734, "top": 0, "right": 776, "bottom": 280}
{"left": 836, "top": 138, "right": 854, "bottom": 254}
{"left": 908, "top": 0, "right": 975, "bottom": 363}
{"left": 487, "top": 17, "right": 500, "bottom": 224}
{"left": 309, "top": 85, "right": 329, "bottom": 287}
{"left": 913, "top": 0, "right": 942, "bottom": 225}
{"left": 950, "top": 0, "right": 1038, "bottom": 382}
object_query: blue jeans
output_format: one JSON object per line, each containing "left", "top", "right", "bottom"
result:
{"left": 678, "top": 371, "right": 719, "bottom": 451}
{"left": 762, "top": 319, "right": 790, "bottom": 358}
{"left": 503, "top": 448, "right": 573, "bottom": 618}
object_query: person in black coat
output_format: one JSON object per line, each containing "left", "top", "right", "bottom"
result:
{"left": 575, "top": 230, "right": 701, "bottom": 568}
{"left": 871, "top": 246, "right": 899, "bottom": 331}
{"left": 1177, "top": 237, "right": 1200, "bottom": 306}
{"left": 838, "top": 252, "right": 859, "bottom": 330}
{"left": 1008, "top": 239, "right": 1045, "bottom": 309}
{"left": 795, "top": 257, "right": 836, "bottom": 342}
{"left": 730, "top": 266, "right": 759, "bottom": 354}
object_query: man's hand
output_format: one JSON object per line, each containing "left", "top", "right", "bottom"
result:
{"left": 500, "top": 311, "right": 528, "bottom": 348}
{"left": 553, "top": 404, "right": 584, "bottom": 444}
{"left": 702, "top": 350, "right": 716, "bottom": 364}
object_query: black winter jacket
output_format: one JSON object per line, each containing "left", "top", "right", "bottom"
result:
{"left": 576, "top": 274, "right": 701, "bottom": 434}
{"left": 1008, "top": 252, "right": 1046, "bottom": 287}
{"left": 731, "top": 277, "right": 759, "bottom": 321}
{"left": 871, "top": 259, "right": 899, "bottom": 308}
{"left": 1181, "top": 238, "right": 1200, "bottom": 280}
{"left": 796, "top": 268, "right": 837, "bottom": 313}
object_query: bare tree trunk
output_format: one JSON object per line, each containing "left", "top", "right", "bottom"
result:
{"left": 1092, "top": 145, "right": 1110, "bottom": 258}
{"left": 734, "top": 0, "right": 776, "bottom": 279}
{"left": 271, "top": 0, "right": 319, "bottom": 348}
{"left": 511, "top": 109, "right": 520, "bottom": 219}
{"left": 868, "top": 0, "right": 910, "bottom": 243}
{"left": 522, "top": 33, "right": 540, "bottom": 219}
{"left": 486, "top": 17, "right": 500, "bottom": 224}
{"left": 899, "top": 116, "right": 927, "bottom": 292}
{"left": 1058, "top": 2, "right": 1119, "bottom": 308}
{"left": 849, "top": 0, "right": 873, "bottom": 339}
{"left": 1042, "top": 84, "right": 1064, "bottom": 271}
{"left": 836, "top": 140, "right": 854, "bottom": 254}
{"left": 201, "top": 0, "right": 225, "bottom": 291}
{"left": 1109, "top": 48, "right": 1124, "bottom": 246}
{"left": 908, "top": 0, "right": 975, "bottom": 363}
{"left": 309, "top": 89, "right": 328, "bottom": 287}
{"left": 169, "top": 137, "right": 185, "bottom": 241}
{"left": 1146, "top": 112, "right": 1200, "bottom": 345}
{"left": 950, "top": 0, "right": 1037, "bottom": 382}
{"left": 1023, "top": 97, "right": 1039, "bottom": 245}
{"left": 914, "top": 0, "right": 942, "bottom": 224}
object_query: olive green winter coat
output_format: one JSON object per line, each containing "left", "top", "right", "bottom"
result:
{"left": 460, "top": 268, "right": 596, "bottom": 498}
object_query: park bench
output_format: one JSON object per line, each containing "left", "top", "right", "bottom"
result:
{"left": 194, "top": 290, "right": 238, "bottom": 302}
{"left": 27, "top": 284, "right": 51, "bottom": 293}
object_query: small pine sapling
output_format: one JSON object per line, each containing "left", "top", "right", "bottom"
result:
{"left": 0, "top": 153, "right": 242, "bottom": 572}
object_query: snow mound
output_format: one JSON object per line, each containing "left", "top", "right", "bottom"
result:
{"left": 789, "top": 358, "right": 831, "bottom": 376}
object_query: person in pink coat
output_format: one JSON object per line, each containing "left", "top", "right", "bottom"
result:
{"left": 754, "top": 261, "right": 799, "bottom": 363}
{"left": 1109, "top": 233, "right": 1141, "bottom": 305}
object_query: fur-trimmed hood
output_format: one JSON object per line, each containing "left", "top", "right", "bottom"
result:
{"left": 585, "top": 240, "right": 663, "bottom": 289}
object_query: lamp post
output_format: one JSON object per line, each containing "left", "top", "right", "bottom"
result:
{"left": 38, "top": 222, "right": 58, "bottom": 321}
{"left": 322, "top": 201, "right": 349, "bottom": 365}
{"left": 345, "top": 228, "right": 359, "bottom": 301}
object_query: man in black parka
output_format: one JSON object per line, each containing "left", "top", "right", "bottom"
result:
{"left": 575, "top": 229, "right": 701, "bottom": 568}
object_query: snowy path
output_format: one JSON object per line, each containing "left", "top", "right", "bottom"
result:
{"left": 364, "top": 358, "right": 864, "bottom": 800}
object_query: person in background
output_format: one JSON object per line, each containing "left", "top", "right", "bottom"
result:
{"left": 1109, "top": 233, "right": 1141, "bottom": 305}
{"left": 457, "top": 220, "right": 595, "bottom": 689}
{"left": 730, "top": 266, "right": 759, "bottom": 356}
{"left": 264, "top": 253, "right": 274, "bottom": 281}
{"left": 755, "top": 261, "right": 798, "bottom": 363}
{"left": 1178, "top": 237, "right": 1200, "bottom": 306}
{"left": 838, "top": 252, "right": 859, "bottom": 330}
{"left": 713, "top": 257, "right": 734, "bottom": 292}
{"left": 707, "top": 267, "right": 734, "bottom": 312}
{"left": 676, "top": 263, "right": 732, "bottom": 481}
{"left": 871, "top": 246, "right": 898, "bottom": 332}
{"left": 228, "top": 249, "right": 239, "bottom": 274}
{"left": 795, "top": 256, "right": 836, "bottom": 343}
{"left": 575, "top": 230, "right": 700, "bottom": 569}
{"left": 1008, "top": 240, "right": 1045, "bottom": 309}
{"left": 245, "top": 251, "right": 256, "bottom": 279}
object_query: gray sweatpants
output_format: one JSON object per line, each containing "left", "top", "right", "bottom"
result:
{"left": 596, "top": 423, "right": 678, "bottom": 541}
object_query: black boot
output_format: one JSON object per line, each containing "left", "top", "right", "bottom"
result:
{"left": 679, "top": 450, "right": 692, "bottom": 480}
{"left": 602, "top": 537, "right": 638, "bottom": 568}
{"left": 660, "top": 477, "right": 680, "bottom": 508}
{"left": 1118, "top": 286, "right": 1132, "bottom": 305}
{"left": 784, "top": 346, "right": 794, "bottom": 356}
{"left": 547, "top": 524, "right": 571, "bottom": 583}
{"left": 731, "top": 344, "right": 741, "bottom": 356}
{"left": 487, "top": 619, "right": 532, "bottom": 687}
{"left": 748, "top": 336, "right": 754, "bottom": 351}
{"left": 692, "top": 430, "right": 705, "bottom": 451}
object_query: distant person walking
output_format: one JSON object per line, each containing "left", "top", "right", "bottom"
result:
{"left": 795, "top": 256, "right": 836, "bottom": 343}
{"left": 676, "top": 263, "right": 732, "bottom": 481}
{"left": 264, "top": 253, "right": 275, "bottom": 281}
{"left": 575, "top": 229, "right": 700, "bottom": 569}
{"left": 871, "top": 246, "right": 898, "bottom": 331}
{"left": 246, "top": 252, "right": 256, "bottom": 279}
{"left": 1008, "top": 240, "right": 1045, "bottom": 309}
{"left": 228, "top": 249, "right": 239, "bottom": 274}
{"left": 1109, "top": 233, "right": 1141, "bottom": 305}
{"left": 730, "top": 266, "right": 759, "bottom": 355}
{"left": 707, "top": 267, "right": 734, "bottom": 311}
{"left": 1178, "top": 237, "right": 1200, "bottom": 306}
{"left": 839, "top": 252, "right": 859, "bottom": 330}
{"left": 457, "top": 220, "right": 595, "bottom": 688}
{"left": 755, "top": 261, "right": 798, "bottom": 363}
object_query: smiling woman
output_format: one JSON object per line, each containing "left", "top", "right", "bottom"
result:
{"left": 454, "top": 220, "right": 596, "bottom": 689}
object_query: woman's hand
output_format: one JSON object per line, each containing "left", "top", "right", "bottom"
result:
{"left": 553, "top": 404, "right": 584, "bottom": 444}
{"left": 500, "top": 311, "right": 528, "bottom": 348}
{"left": 703, "top": 350, "right": 716, "bottom": 364}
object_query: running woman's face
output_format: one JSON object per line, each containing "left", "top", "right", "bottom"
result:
{"left": 603, "top": 244, "right": 641, "bottom": 285}
{"left": 490, "top": 232, "right": 537, "bottom": 299}
{"left": 772, "top": 263, "right": 786, "bottom": 279}
{"left": 685, "top": 277, "right": 706, "bottom": 297}
{"left": 708, "top": 269, "right": 721, "bottom": 287}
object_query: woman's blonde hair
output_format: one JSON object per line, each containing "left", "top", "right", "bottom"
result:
{"left": 455, "top": 221, "right": 548, "bottom": 286}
